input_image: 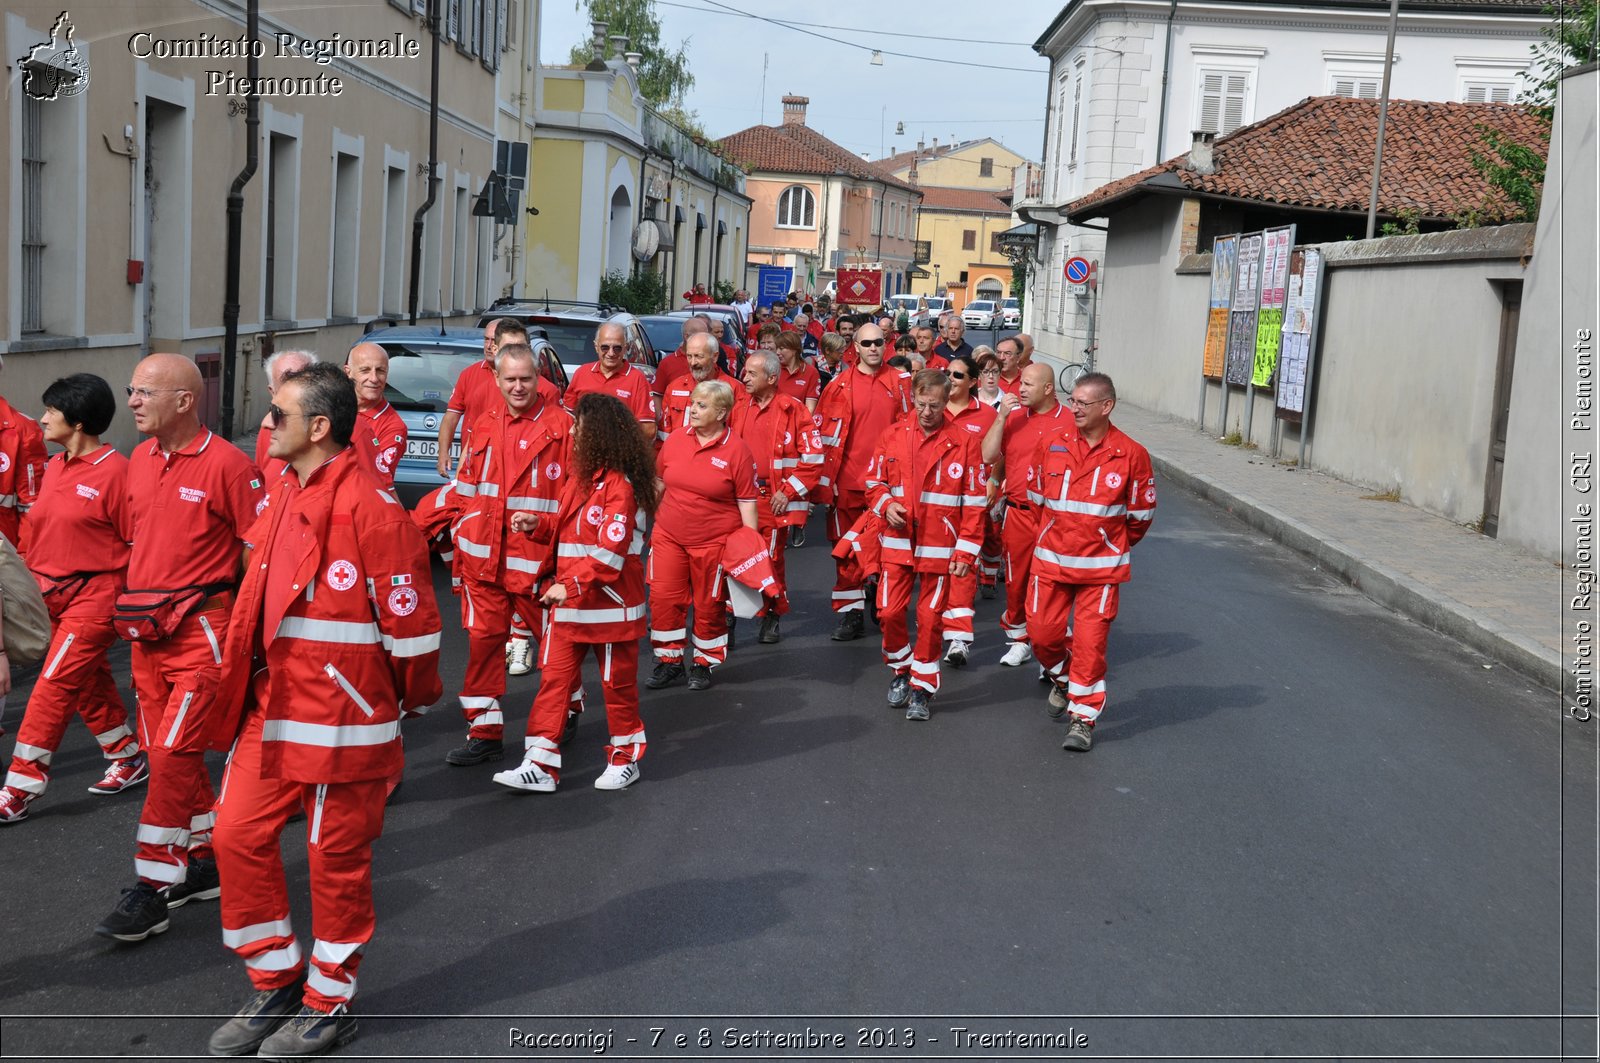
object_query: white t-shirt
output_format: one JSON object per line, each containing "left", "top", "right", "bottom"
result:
{"left": 731, "top": 298, "right": 754, "bottom": 320}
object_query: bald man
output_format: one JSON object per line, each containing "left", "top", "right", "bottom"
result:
{"left": 345, "top": 342, "right": 408, "bottom": 489}
{"left": 95, "top": 354, "right": 266, "bottom": 943}
{"left": 253, "top": 349, "right": 316, "bottom": 479}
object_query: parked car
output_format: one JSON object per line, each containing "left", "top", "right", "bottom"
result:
{"left": 360, "top": 325, "right": 567, "bottom": 505}
{"left": 1001, "top": 297, "right": 1021, "bottom": 328}
{"left": 664, "top": 307, "right": 749, "bottom": 370}
{"left": 962, "top": 300, "right": 999, "bottom": 329}
{"left": 915, "top": 296, "right": 953, "bottom": 329}
{"left": 640, "top": 314, "right": 690, "bottom": 357}
{"left": 481, "top": 300, "right": 659, "bottom": 385}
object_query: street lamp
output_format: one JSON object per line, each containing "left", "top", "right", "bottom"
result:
{"left": 932, "top": 263, "right": 941, "bottom": 292}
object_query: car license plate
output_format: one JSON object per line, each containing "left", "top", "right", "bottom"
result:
{"left": 405, "top": 440, "right": 460, "bottom": 460}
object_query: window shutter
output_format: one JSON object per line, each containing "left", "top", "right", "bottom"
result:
{"left": 979, "top": 157, "right": 994, "bottom": 177}
{"left": 446, "top": 0, "right": 459, "bottom": 42}
{"left": 1222, "top": 72, "right": 1248, "bottom": 133}
{"left": 962, "top": 230, "right": 976, "bottom": 251}
{"left": 1199, "top": 72, "right": 1224, "bottom": 132}
{"left": 468, "top": 0, "right": 480, "bottom": 56}
{"left": 1069, "top": 76, "right": 1083, "bottom": 162}
{"left": 803, "top": 189, "right": 814, "bottom": 227}
{"left": 1333, "top": 78, "right": 1355, "bottom": 96}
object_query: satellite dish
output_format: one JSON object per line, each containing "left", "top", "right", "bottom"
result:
{"left": 632, "top": 221, "right": 660, "bottom": 262}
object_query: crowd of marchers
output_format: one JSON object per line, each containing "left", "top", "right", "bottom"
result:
{"left": 0, "top": 288, "right": 1153, "bottom": 1060}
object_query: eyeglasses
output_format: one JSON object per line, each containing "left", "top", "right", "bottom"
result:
{"left": 595, "top": 343, "right": 627, "bottom": 353}
{"left": 1066, "top": 396, "right": 1110, "bottom": 408}
{"left": 856, "top": 338, "right": 885, "bottom": 347}
{"left": 912, "top": 400, "right": 945, "bottom": 412}
{"left": 948, "top": 371, "right": 970, "bottom": 380}
{"left": 124, "top": 386, "right": 189, "bottom": 401}
{"left": 266, "top": 404, "right": 312, "bottom": 428}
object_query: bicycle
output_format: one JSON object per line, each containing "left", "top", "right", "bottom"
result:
{"left": 1058, "top": 361, "right": 1089, "bottom": 391}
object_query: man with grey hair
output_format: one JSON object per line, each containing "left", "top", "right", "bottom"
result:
{"left": 650, "top": 315, "right": 710, "bottom": 415}
{"left": 657, "top": 332, "right": 742, "bottom": 443}
{"left": 732, "top": 349, "right": 825, "bottom": 643}
{"left": 253, "top": 349, "right": 316, "bottom": 477}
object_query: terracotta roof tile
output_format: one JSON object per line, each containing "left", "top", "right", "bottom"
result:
{"left": 720, "top": 123, "right": 922, "bottom": 194}
{"left": 1065, "top": 96, "right": 1546, "bottom": 223}
{"left": 915, "top": 186, "right": 1013, "bottom": 214}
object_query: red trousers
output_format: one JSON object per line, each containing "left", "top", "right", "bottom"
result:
{"left": 998, "top": 503, "right": 1039, "bottom": 643}
{"left": 879, "top": 565, "right": 948, "bottom": 695}
{"left": 459, "top": 579, "right": 540, "bottom": 740}
{"left": 5, "top": 577, "right": 138, "bottom": 799}
{"left": 941, "top": 569, "right": 977, "bottom": 643}
{"left": 131, "top": 604, "right": 229, "bottom": 887}
{"left": 214, "top": 698, "right": 385, "bottom": 1013}
{"left": 648, "top": 530, "right": 729, "bottom": 668}
{"left": 760, "top": 524, "right": 791, "bottom": 616}
{"left": 827, "top": 490, "right": 870, "bottom": 613}
{"left": 979, "top": 509, "right": 1002, "bottom": 587}
{"left": 526, "top": 636, "right": 644, "bottom": 783}
{"left": 1027, "top": 577, "right": 1119, "bottom": 723}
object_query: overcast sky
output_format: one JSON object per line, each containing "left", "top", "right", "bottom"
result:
{"left": 539, "top": 0, "right": 1053, "bottom": 164}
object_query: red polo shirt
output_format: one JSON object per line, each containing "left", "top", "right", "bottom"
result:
{"left": 658, "top": 370, "right": 745, "bottom": 441}
{"left": 127, "top": 428, "right": 265, "bottom": 590}
{"left": 566, "top": 362, "right": 654, "bottom": 426}
{"left": 946, "top": 397, "right": 998, "bottom": 443}
{"left": 777, "top": 360, "right": 821, "bottom": 406}
{"left": 652, "top": 349, "right": 689, "bottom": 399}
{"left": 839, "top": 366, "right": 905, "bottom": 489}
{"left": 655, "top": 426, "right": 759, "bottom": 547}
{"left": 450, "top": 359, "right": 559, "bottom": 432}
{"left": 25, "top": 444, "right": 134, "bottom": 580}
{"left": 996, "top": 371, "right": 1024, "bottom": 397}
{"left": 999, "top": 400, "right": 1069, "bottom": 503}
{"left": 352, "top": 402, "right": 408, "bottom": 488}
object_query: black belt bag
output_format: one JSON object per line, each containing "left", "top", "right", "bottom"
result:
{"left": 114, "top": 582, "right": 233, "bottom": 642}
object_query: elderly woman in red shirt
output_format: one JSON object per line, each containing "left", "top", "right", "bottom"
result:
{"left": 645, "top": 380, "right": 760, "bottom": 692}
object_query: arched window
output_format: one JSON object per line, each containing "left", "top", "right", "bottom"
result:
{"left": 776, "top": 185, "right": 815, "bottom": 229}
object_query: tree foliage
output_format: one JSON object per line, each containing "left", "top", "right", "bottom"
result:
{"left": 599, "top": 267, "right": 669, "bottom": 315}
{"left": 569, "top": 0, "right": 693, "bottom": 108}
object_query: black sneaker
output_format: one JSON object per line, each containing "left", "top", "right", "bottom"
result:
{"left": 644, "top": 660, "right": 685, "bottom": 689}
{"left": 94, "top": 882, "right": 169, "bottom": 942}
{"left": 207, "top": 982, "right": 304, "bottom": 1056}
{"left": 979, "top": 583, "right": 997, "bottom": 600}
{"left": 256, "top": 1003, "right": 358, "bottom": 1060}
{"left": 1062, "top": 719, "right": 1094, "bottom": 752}
{"left": 788, "top": 525, "right": 806, "bottom": 548}
{"left": 686, "top": 664, "right": 712, "bottom": 691}
{"left": 886, "top": 674, "right": 911, "bottom": 708}
{"left": 830, "top": 611, "right": 864, "bottom": 642}
{"left": 905, "top": 689, "right": 931, "bottom": 721}
{"left": 758, "top": 614, "right": 781, "bottom": 644}
{"left": 165, "top": 857, "right": 220, "bottom": 909}
{"left": 444, "top": 738, "right": 503, "bottom": 766}
{"left": 558, "top": 709, "right": 581, "bottom": 745}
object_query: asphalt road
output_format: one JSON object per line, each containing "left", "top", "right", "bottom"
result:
{"left": 0, "top": 485, "right": 1592, "bottom": 1061}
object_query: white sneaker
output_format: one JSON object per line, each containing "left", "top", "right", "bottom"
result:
{"left": 943, "top": 640, "right": 970, "bottom": 667}
{"left": 594, "top": 762, "right": 641, "bottom": 791}
{"left": 506, "top": 638, "right": 534, "bottom": 676}
{"left": 492, "top": 761, "right": 557, "bottom": 792}
{"left": 999, "top": 642, "right": 1033, "bottom": 667}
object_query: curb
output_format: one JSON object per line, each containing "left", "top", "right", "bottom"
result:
{"left": 1151, "top": 454, "right": 1568, "bottom": 696}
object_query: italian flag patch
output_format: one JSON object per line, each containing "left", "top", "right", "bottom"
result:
{"left": 391, "top": 574, "right": 412, "bottom": 586}
{"left": 249, "top": 478, "right": 262, "bottom": 490}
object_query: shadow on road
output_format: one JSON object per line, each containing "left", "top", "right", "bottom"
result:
{"left": 1093, "top": 683, "right": 1266, "bottom": 745}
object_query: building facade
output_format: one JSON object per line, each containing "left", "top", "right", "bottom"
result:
{"left": 878, "top": 136, "right": 1030, "bottom": 195}
{"left": 912, "top": 187, "right": 1016, "bottom": 308}
{"left": 4, "top": 0, "right": 506, "bottom": 448}
{"left": 1014, "top": 0, "right": 1548, "bottom": 366}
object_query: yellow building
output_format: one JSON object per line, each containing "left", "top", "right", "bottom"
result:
{"left": 913, "top": 187, "right": 1016, "bottom": 309}
{"left": 878, "top": 137, "right": 1031, "bottom": 194}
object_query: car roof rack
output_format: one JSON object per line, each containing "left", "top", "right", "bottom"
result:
{"left": 491, "top": 294, "right": 622, "bottom": 316}
{"left": 364, "top": 316, "right": 401, "bottom": 334}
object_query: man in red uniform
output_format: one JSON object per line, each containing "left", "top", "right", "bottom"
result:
{"left": 657, "top": 333, "right": 742, "bottom": 444}
{"left": 568, "top": 322, "right": 656, "bottom": 441}
{"left": 436, "top": 320, "right": 555, "bottom": 481}
{"left": 815, "top": 322, "right": 912, "bottom": 641}
{"left": 650, "top": 315, "right": 709, "bottom": 411}
{"left": 1027, "top": 372, "right": 1155, "bottom": 753}
{"left": 0, "top": 360, "right": 47, "bottom": 553}
{"left": 911, "top": 326, "right": 948, "bottom": 372}
{"left": 206, "top": 363, "right": 441, "bottom": 1057}
{"left": 732, "top": 350, "right": 825, "bottom": 644}
{"left": 994, "top": 334, "right": 1028, "bottom": 397}
{"left": 865, "top": 370, "right": 985, "bottom": 720}
{"left": 832, "top": 314, "right": 860, "bottom": 368}
{"left": 253, "top": 350, "right": 316, "bottom": 479}
{"left": 445, "top": 344, "right": 573, "bottom": 768}
{"left": 95, "top": 354, "right": 265, "bottom": 943}
{"left": 344, "top": 342, "right": 407, "bottom": 489}
{"left": 684, "top": 282, "right": 713, "bottom": 305}
{"left": 983, "top": 362, "right": 1070, "bottom": 668}
{"left": 707, "top": 318, "right": 741, "bottom": 374}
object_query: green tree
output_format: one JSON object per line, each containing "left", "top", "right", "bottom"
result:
{"left": 1470, "top": 0, "right": 1596, "bottom": 221}
{"left": 569, "top": 0, "right": 693, "bottom": 108}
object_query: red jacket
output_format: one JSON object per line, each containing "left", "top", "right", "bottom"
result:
{"left": 729, "top": 392, "right": 825, "bottom": 529}
{"left": 0, "top": 394, "right": 48, "bottom": 550}
{"left": 656, "top": 370, "right": 745, "bottom": 445}
{"left": 452, "top": 398, "right": 572, "bottom": 594}
{"left": 813, "top": 365, "right": 912, "bottom": 505}
{"left": 865, "top": 416, "right": 986, "bottom": 573}
{"left": 213, "top": 449, "right": 443, "bottom": 781}
{"left": 532, "top": 471, "right": 646, "bottom": 643}
{"left": 1028, "top": 422, "right": 1156, "bottom": 585}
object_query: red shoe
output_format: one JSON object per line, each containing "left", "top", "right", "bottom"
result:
{"left": 87, "top": 752, "right": 149, "bottom": 795}
{"left": 0, "top": 787, "right": 33, "bottom": 824}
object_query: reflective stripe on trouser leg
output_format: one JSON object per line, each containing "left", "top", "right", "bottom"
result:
{"left": 598, "top": 639, "right": 644, "bottom": 765}
{"left": 909, "top": 575, "right": 946, "bottom": 695}
{"left": 1026, "top": 576, "right": 1073, "bottom": 688}
{"left": 979, "top": 510, "right": 1002, "bottom": 584}
{"left": 998, "top": 504, "right": 1039, "bottom": 641}
{"left": 878, "top": 566, "right": 914, "bottom": 674}
{"left": 459, "top": 579, "right": 532, "bottom": 740}
{"left": 7, "top": 612, "right": 135, "bottom": 796}
{"left": 300, "top": 776, "right": 386, "bottom": 1012}
{"left": 1063, "top": 582, "right": 1118, "bottom": 722}
{"left": 214, "top": 708, "right": 310, "bottom": 991}
{"left": 766, "top": 527, "right": 790, "bottom": 615}
{"left": 131, "top": 629, "right": 221, "bottom": 886}
{"left": 829, "top": 491, "right": 868, "bottom": 612}
{"left": 941, "top": 566, "right": 977, "bottom": 641}
{"left": 527, "top": 639, "right": 584, "bottom": 783}
{"left": 647, "top": 531, "right": 693, "bottom": 661}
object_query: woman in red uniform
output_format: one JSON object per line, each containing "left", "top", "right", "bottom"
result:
{"left": 0, "top": 374, "right": 142, "bottom": 824}
{"left": 645, "top": 380, "right": 760, "bottom": 692}
{"left": 492, "top": 394, "right": 656, "bottom": 793}
{"left": 939, "top": 354, "right": 1002, "bottom": 667}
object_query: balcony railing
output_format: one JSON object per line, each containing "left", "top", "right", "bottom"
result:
{"left": 1015, "top": 162, "right": 1046, "bottom": 206}
{"left": 641, "top": 109, "right": 746, "bottom": 194}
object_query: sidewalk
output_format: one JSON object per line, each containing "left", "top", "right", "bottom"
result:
{"left": 1113, "top": 401, "right": 1568, "bottom": 696}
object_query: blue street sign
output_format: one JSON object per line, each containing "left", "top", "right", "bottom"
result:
{"left": 1064, "top": 256, "right": 1091, "bottom": 284}
{"left": 757, "top": 266, "right": 794, "bottom": 304}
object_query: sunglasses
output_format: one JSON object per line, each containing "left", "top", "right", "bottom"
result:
{"left": 948, "top": 371, "right": 970, "bottom": 380}
{"left": 857, "top": 338, "right": 886, "bottom": 347}
{"left": 266, "top": 404, "right": 312, "bottom": 428}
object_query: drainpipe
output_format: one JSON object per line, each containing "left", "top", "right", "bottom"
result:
{"left": 710, "top": 182, "right": 721, "bottom": 291}
{"left": 220, "top": 0, "right": 259, "bottom": 440}
{"left": 408, "top": 0, "right": 442, "bottom": 325}
{"left": 1154, "top": 0, "right": 1178, "bottom": 162}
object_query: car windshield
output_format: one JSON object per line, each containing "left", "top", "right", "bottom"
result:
{"left": 641, "top": 317, "right": 686, "bottom": 352}
{"left": 969, "top": 302, "right": 994, "bottom": 311}
{"left": 525, "top": 320, "right": 602, "bottom": 366}
{"left": 1003, "top": 299, "right": 1019, "bottom": 308}
{"left": 377, "top": 342, "right": 481, "bottom": 412}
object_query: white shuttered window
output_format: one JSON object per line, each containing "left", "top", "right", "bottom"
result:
{"left": 1197, "top": 69, "right": 1251, "bottom": 134}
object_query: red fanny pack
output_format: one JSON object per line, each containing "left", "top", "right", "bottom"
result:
{"left": 113, "top": 583, "right": 230, "bottom": 642}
